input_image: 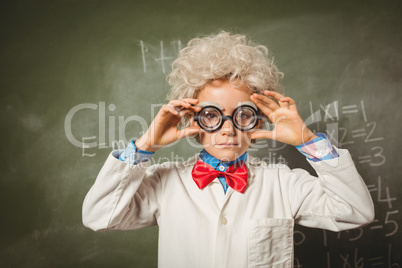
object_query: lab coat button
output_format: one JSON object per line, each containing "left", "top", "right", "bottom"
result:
{"left": 221, "top": 216, "right": 228, "bottom": 225}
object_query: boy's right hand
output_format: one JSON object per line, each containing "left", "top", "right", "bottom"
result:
{"left": 135, "top": 98, "right": 201, "bottom": 152}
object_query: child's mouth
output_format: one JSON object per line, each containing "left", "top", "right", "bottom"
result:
{"left": 216, "top": 143, "right": 239, "bottom": 148}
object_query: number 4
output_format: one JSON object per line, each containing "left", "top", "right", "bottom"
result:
{"left": 377, "top": 176, "right": 396, "bottom": 209}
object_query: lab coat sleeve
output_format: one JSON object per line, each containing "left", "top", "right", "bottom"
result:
{"left": 82, "top": 150, "right": 163, "bottom": 231}
{"left": 282, "top": 148, "right": 375, "bottom": 232}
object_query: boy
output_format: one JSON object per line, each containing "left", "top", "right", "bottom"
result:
{"left": 82, "top": 31, "right": 374, "bottom": 268}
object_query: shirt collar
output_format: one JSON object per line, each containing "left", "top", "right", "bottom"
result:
{"left": 199, "top": 149, "right": 248, "bottom": 170}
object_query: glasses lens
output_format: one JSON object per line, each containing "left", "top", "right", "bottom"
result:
{"left": 234, "top": 106, "right": 257, "bottom": 130}
{"left": 199, "top": 107, "right": 222, "bottom": 130}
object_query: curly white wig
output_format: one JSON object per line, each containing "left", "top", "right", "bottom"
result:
{"left": 167, "top": 31, "right": 283, "bottom": 101}
{"left": 166, "top": 31, "right": 284, "bottom": 142}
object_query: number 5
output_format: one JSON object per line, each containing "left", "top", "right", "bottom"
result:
{"left": 385, "top": 210, "right": 399, "bottom": 237}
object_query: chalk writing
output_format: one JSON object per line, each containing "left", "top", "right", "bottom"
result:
{"left": 324, "top": 245, "right": 400, "bottom": 268}
{"left": 139, "top": 39, "right": 182, "bottom": 73}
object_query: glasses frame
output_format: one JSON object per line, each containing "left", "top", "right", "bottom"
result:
{"left": 194, "top": 104, "right": 263, "bottom": 132}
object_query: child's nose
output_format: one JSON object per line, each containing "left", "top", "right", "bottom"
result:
{"left": 220, "top": 119, "right": 236, "bottom": 136}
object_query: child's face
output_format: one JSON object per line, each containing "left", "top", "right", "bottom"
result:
{"left": 196, "top": 79, "right": 260, "bottom": 161}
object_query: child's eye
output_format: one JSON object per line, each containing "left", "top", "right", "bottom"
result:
{"left": 237, "top": 113, "right": 252, "bottom": 121}
{"left": 239, "top": 114, "right": 251, "bottom": 120}
{"left": 205, "top": 113, "right": 218, "bottom": 119}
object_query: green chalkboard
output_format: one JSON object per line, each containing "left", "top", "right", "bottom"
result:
{"left": 1, "top": 0, "right": 401, "bottom": 267}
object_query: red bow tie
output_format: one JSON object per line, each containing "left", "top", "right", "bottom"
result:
{"left": 191, "top": 160, "right": 248, "bottom": 193}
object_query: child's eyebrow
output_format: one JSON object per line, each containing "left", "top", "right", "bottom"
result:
{"left": 236, "top": 101, "right": 258, "bottom": 110}
{"left": 197, "top": 101, "right": 224, "bottom": 110}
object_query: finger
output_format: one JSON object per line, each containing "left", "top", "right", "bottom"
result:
{"left": 168, "top": 100, "right": 201, "bottom": 114}
{"left": 251, "top": 93, "right": 280, "bottom": 110}
{"left": 167, "top": 101, "right": 190, "bottom": 114}
{"left": 177, "top": 126, "right": 201, "bottom": 140}
{"left": 250, "top": 95, "right": 275, "bottom": 116}
{"left": 169, "top": 99, "right": 195, "bottom": 109}
{"left": 263, "top": 90, "right": 286, "bottom": 101}
{"left": 263, "top": 90, "right": 295, "bottom": 110}
{"left": 184, "top": 105, "right": 202, "bottom": 112}
{"left": 161, "top": 104, "right": 180, "bottom": 117}
{"left": 250, "top": 130, "right": 274, "bottom": 140}
{"left": 177, "top": 108, "right": 199, "bottom": 118}
{"left": 279, "top": 96, "right": 297, "bottom": 110}
{"left": 165, "top": 107, "right": 199, "bottom": 121}
{"left": 180, "top": 98, "right": 199, "bottom": 105}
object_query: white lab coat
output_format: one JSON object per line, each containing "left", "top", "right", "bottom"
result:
{"left": 82, "top": 148, "right": 374, "bottom": 268}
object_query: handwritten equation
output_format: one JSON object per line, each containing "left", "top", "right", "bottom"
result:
{"left": 294, "top": 100, "right": 400, "bottom": 267}
{"left": 309, "top": 100, "right": 385, "bottom": 167}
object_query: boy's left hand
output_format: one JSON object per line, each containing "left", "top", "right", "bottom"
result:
{"left": 250, "top": 90, "right": 317, "bottom": 146}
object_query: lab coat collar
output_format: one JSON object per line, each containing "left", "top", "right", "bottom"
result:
{"left": 198, "top": 149, "right": 247, "bottom": 170}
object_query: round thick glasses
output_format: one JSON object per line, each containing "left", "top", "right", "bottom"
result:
{"left": 194, "top": 105, "right": 263, "bottom": 132}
